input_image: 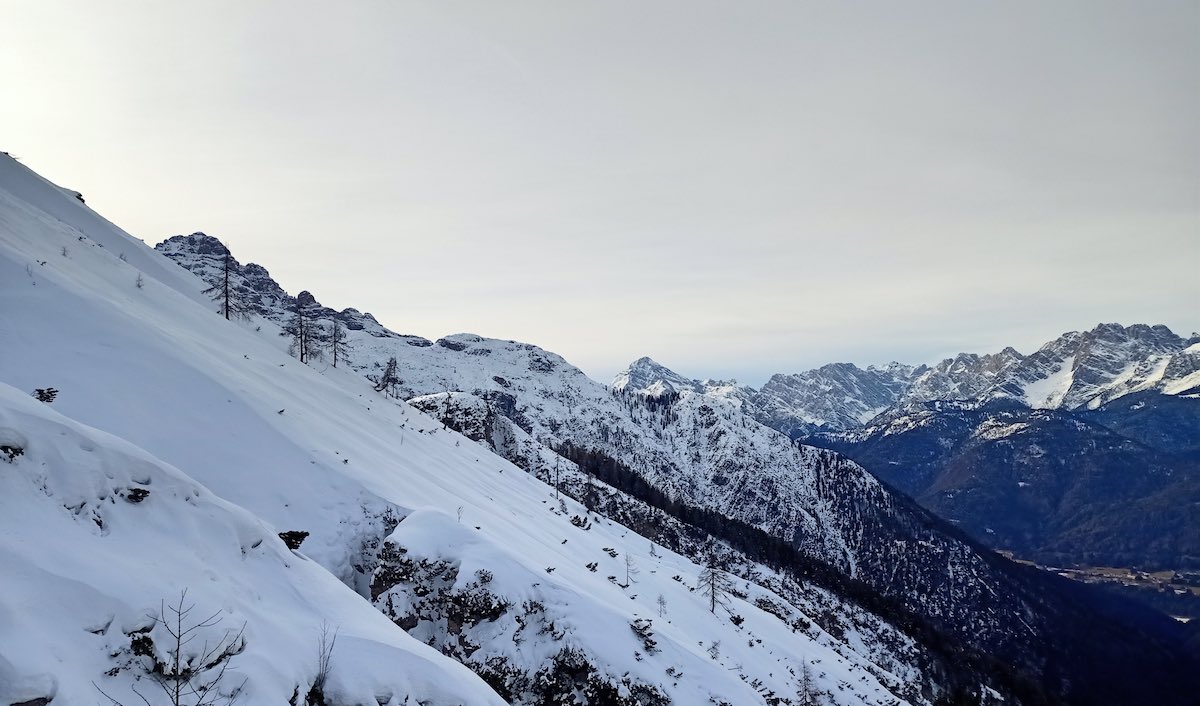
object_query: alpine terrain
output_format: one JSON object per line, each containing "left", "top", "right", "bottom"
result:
{"left": 1, "top": 152, "right": 1196, "bottom": 706}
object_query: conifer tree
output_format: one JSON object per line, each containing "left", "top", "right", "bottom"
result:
{"left": 375, "top": 356, "right": 399, "bottom": 394}
{"left": 799, "top": 660, "right": 818, "bottom": 706}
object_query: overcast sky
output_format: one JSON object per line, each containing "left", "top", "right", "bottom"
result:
{"left": 3, "top": 1, "right": 1197, "bottom": 385}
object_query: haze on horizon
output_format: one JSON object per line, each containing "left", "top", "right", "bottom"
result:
{"left": 3, "top": 1, "right": 1197, "bottom": 386}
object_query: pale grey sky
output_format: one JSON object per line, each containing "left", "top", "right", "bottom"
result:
{"left": 3, "top": 1, "right": 1197, "bottom": 385}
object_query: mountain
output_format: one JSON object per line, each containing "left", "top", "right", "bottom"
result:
{"left": 611, "top": 356, "right": 706, "bottom": 397}
{"left": 156, "top": 226, "right": 1200, "bottom": 704}
{"left": 750, "top": 363, "right": 922, "bottom": 437}
{"left": 987, "top": 324, "right": 1200, "bottom": 410}
{"left": 809, "top": 399, "right": 1200, "bottom": 571}
{"left": 756, "top": 325, "right": 1200, "bottom": 439}
{"left": 2, "top": 156, "right": 939, "bottom": 706}
{"left": 0, "top": 157, "right": 503, "bottom": 706}
{"left": 1081, "top": 389, "right": 1200, "bottom": 455}
{"left": 901, "top": 347, "right": 1027, "bottom": 410}
{"left": 749, "top": 326, "right": 1200, "bottom": 588}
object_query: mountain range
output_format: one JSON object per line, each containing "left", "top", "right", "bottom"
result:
{"left": 748, "top": 324, "right": 1199, "bottom": 438}
{"left": 607, "top": 323, "right": 1200, "bottom": 576}
{"left": 757, "top": 331, "right": 1199, "bottom": 576}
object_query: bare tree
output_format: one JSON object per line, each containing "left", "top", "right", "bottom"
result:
{"left": 698, "top": 555, "right": 734, "bottom": 614}
{"left": 306, "top": 621, "right": 338, "bottom": 706}
{"left": 623, "top": 554, "right": 639, "bottom": 587}
{"left": 203, "top": 254, "right": 250, "bottom": 321}
{"left": 283, "top": 300, "right": 322, "bottom": 364}
{"left": 96, "top": 589, "right": 246, "bottom": 706}
{"left": 327, "top": 319, "right": 350, "bottom": 368}
{"left": 656, "top": 593, "right": 667, "bottom": 618}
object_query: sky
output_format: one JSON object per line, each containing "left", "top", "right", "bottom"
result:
{"left": 3, "top": 1, "right": 1197, "bottom": 385}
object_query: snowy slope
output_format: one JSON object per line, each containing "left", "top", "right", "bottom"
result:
{"left": 0, "top": 383, "right": 500, "bottom": 706}
{"left": 0, "top": 154, "right": 919, "bottom": 705}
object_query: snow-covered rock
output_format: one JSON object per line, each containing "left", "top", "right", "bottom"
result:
{"left": 750, "top": 362, "right": 922, "bottom": 436}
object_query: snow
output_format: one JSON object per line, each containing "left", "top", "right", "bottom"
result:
{"left": 973, "top": 420, "right": 1031, "bottom": 441}
{"left": 0, "top": 152, "right": 916, "bottom": 704}
{"left": 0, "top": 383, "right": 501, "bottom": 706}
{"left": 1020, "top": 356, "right": 1075, "bottom": 408}
{"left": 1164, "top": 370, "right": 1200, "bottom": 395}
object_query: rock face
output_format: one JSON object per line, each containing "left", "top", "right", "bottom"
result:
{"left": 158, "top": 233, "right": 424, "bottom": 342}
{"left": 750, "top": 362, "right": 922, "bottom": 437}
{"left": 989, "top": 323, "right": 1200, "bottom": 410}
{"left": 902, "top": 347, "right": 1026, "bottom": 409}
{"left": 158, "top": 232, "right": 1200, "bottom": 706}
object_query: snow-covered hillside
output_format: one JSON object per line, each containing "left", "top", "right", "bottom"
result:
{"left": 1, "top": 157, "right": 924, "bottom": 704}
{"left": 0, "top": 383, "right": 499, "bottom": 706}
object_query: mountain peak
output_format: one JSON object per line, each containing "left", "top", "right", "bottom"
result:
{"left": 611, "top": 356, "right": 701, "bottom": 395}
{"left": 158, "top": 231, "right": 232, "bottom": 259}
